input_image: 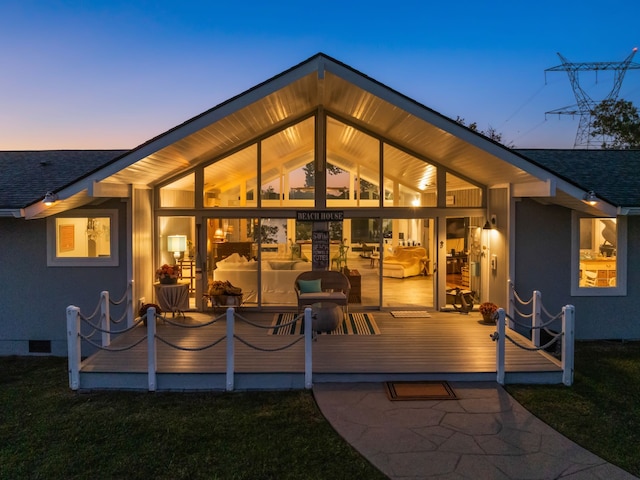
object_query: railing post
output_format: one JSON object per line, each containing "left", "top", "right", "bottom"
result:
{"left": 496, "top": 308, "right": 506, "bottom": 385}
{"left": 101, "top": 291, "right": 111, "bottom": 347}
{"left": 532, "top": 290, "right": 541, "bottom": 347}
{"left": 507, "top": 280, "right": 515, "bottom": 330}
{"left": 304, "top": 307, "right": 313, "bottom": 389}
{"left": 127, "top": 280, "right": 134, "bottom": 328}
{"left": 226, "top": 307, "right": 235, "bottom": 392}
{"left": 562, "top": 305, "right": 575, "bottom": 386}
{"left": 66, "top": 306, "right": 81, "bottom": 391}
{"left": 147, "top": 307, "right": 157, "bottom": 392}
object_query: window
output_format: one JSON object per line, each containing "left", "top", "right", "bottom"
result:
{"left": 383, "top": 144, "right": 437, "bottom": 207}
{"left": 159, "top": 173, "right": 195, "bottom": 208}
{"left": 572, "top": 214, "right": 626, "bottom": 296}
{"left": 261, "top": 118, "right": 315, "bottom": 207}
{"left": 47, "top": 210, "right": 118, "bottom": 266}
{"left": 326, "top": 118, "right": 380, "bottom": 207}
{"left": 204, "top": 145, "right": 257, "bottom": 208}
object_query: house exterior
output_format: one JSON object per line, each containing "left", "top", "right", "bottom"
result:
{"left": 1, "top": 53, "right": 639, "bottom": 357}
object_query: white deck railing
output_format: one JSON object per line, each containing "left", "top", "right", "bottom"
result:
{"left": 490, "top": 282, "right": 574, "bottom": 386}
{"left": 67, "top": 301, "right": 314, "bottom": 392}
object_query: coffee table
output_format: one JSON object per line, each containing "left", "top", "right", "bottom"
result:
{"left": 311, "top": 302, "right": 342, "bottom": 332}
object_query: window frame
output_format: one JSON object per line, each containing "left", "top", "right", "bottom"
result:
{"left": 47, "top": 209, "right": 119, "bottom": 267}
{"left": 571, "top": 212, "right": 626, "bottom": 296}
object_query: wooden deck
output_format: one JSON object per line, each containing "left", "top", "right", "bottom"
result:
{"left": 77, "top": 309, "right": 563, "bottom": 391}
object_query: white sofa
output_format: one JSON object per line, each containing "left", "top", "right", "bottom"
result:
{"left": 212, "top": 253, "right": 312, "bottom": 304}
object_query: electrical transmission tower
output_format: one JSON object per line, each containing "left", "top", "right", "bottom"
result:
{"left": 545, "top": 48, "right": 640, "bottom": 148}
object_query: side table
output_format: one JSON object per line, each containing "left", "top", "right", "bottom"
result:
{"left": 154, "top": 281, "right": 189, "bottom": 316}
{"left": 344, "top": 268, "right": 361, "bottom": 303}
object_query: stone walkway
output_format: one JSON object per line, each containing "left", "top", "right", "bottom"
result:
{"left": 313, "top": 382, "right": 637, "bottom": 479}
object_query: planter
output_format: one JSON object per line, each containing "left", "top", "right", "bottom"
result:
{"left": 481, "top": 313, "right": 495, "bottom": 324}
{"left": 212, "top": 294, "right": 243, "bottom": 307}
{"left": 159, "top": 277, "right": 177, "bottom": 285}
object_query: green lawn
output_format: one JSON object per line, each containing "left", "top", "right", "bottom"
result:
{"left": 506, "top": 341, "right": 640, "bottom": 477}
{"left": 2, "top": 341, "right": 639, "bottom": 479}
{"left": 0, "top": 357, "right": 386, "bottom": 480}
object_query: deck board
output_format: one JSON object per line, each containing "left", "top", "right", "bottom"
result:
{"left": 80, "top": 310, "right": 561, "bottom": 384}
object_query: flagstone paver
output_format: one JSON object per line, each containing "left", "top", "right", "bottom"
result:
{"left": 313, "top": 382, "right": 638, "bottom": 480}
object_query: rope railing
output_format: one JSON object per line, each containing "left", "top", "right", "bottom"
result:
{"left": 509, "top": 281, "right": 534, "bottom": 306}
{"left": 507, "top": 310, "right": 560, "bottom": 331}
{"left": 67, "top": 304, "right": 314, "bottom": 393}
{"left": 493, "top": 284, "right": 575, "bottom": 386}
{"left": 109, "top": 284, "right": 131, "bottom": 306}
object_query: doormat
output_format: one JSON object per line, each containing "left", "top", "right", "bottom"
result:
{"left": 385, "top": 381, "right": 457, "bottom": 401}
{"left": 390, "top": 311, "right": 431, "bottom": 318}
{"left": 270, "top": 313, "right": 380, "bottom": 335}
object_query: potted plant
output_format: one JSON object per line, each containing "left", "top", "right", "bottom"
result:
{"left": 156, "top": 264, "right": 179, "bottom": 284}
{"left": 207, "top": 280, "right": 243, "bottom": 307}
{"left": 479, "top": 302, "right": 498, "bottom": 323}
{"left": 139, "top": 303, "right": 162, "bottom": 326}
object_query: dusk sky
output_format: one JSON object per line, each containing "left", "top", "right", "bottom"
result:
{"left": 1, "top": 0, "right": 638, "bottom": 151}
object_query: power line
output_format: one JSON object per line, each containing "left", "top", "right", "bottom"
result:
{"left": 544, "top": 48, "right": 640, "bottom": 149}
{"left": 500, "top": 83, "right": 547, "bottom": 128}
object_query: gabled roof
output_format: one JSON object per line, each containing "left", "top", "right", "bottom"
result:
{"left": 0, "top": 53, "right": 631, "bottom": 219}
{"left": 516, "top": 149, "right": 640, "bottom": 209}
{"left": 0, "top": 150, "right": 126, "bottom": 214}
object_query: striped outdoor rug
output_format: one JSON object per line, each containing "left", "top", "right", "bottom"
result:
{"left": 270, "top": 312, "right": 380, "bottom": 335}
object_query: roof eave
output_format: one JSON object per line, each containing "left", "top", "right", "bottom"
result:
{"left": 0, "top": 208, "right": 24, "bottom": 218}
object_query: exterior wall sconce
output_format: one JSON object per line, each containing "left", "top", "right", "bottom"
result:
{"left": 482, "top": 220, "right": 492, "bottom": 230}
{"left": 43, "top": 191, "right": 58, "bottom": 206}
{"left": 583, "top": 191, "right": 598, "bottom": 206}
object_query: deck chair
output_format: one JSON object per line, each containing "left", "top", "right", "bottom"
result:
{"left": 331, "top": 244, "right": 349, "bottom": 270}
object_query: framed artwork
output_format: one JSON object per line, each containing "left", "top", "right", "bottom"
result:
{"left": 59, "top": 224, "right": 74, "bottom": 252}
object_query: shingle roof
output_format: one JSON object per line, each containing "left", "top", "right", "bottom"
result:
{"left": 0, "top": 150, "right": 127, "bottom": 209}
{"left": 515, "top": 149, "right": 640, "bottom": 208}
{"left": 2, "top": 148, "right": 638, "bottom": 212}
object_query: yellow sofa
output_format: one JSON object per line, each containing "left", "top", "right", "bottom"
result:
{"left": 383, "top": 246, "right": 427, "bottom": 278}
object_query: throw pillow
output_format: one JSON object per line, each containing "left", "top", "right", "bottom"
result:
{"left": 298, "top": 278, "right": 322, "bottom": 293}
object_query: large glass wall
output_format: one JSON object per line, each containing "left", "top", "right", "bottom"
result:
{"left": 207, "top": 217, "right": 259, "bottom": 306}
{"left": 380, "top": 218, "right": 434, "bottom": 307}
{"left": 383, "top": 145, "right": 437, "bottom": 207}
{"left": 261, "top": 117, "right": 315, "bottom": 208}
{"left": 160, "top": 173, "right": 195, "bottom": 208}
{"left": 203, "top": 145, "right": 258, "bottom": 208}
{"left": 157, "top": 216, "right": 197, "bottom": 305}
{"left": 156, "top": 111, "right": 486, "bottom": 310}
{"left": 445, "top": 173, "right": 482, "bottom": 207}
{"left": 326, "top": 117, "right": 380, "bottom": 207}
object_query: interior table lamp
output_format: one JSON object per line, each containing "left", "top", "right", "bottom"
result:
{"left": 167, "top": 235, "right": 187, "bottom": 262}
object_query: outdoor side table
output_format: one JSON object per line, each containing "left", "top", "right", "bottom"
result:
{"left": 311, "top": 302, "right": 342, "bottom": 332}
{"left": 154, "top": 281, "right": 189, "bottom": 316}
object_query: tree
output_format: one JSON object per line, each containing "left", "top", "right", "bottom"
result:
{"left": 455, "top": 117, "right": 513, "bottom": 147}
{"left": 590, "top": 99, "right": 640, "bottom": 149}
{"left": 302, "top": 161, "right": 345, "bottom": 187}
